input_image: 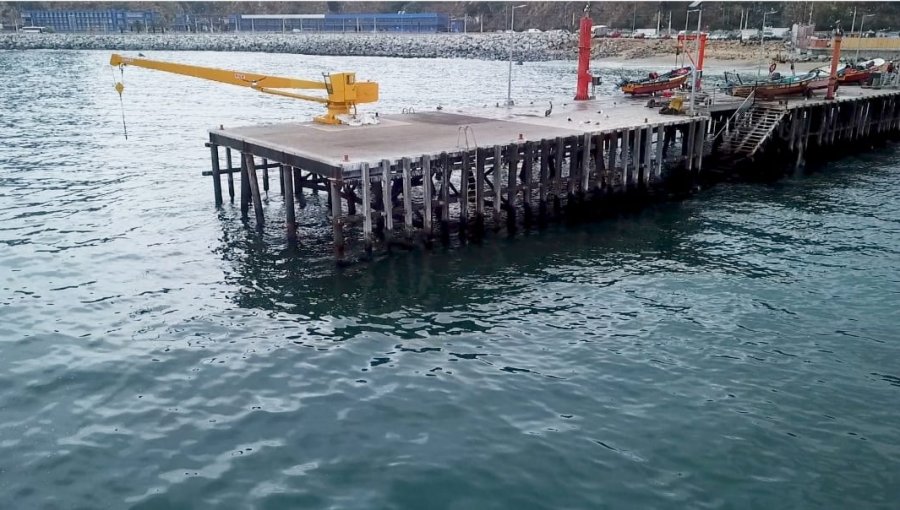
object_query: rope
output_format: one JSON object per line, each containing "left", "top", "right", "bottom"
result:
{"left": 112, "top": 66, "right": 128, "bottom": 140}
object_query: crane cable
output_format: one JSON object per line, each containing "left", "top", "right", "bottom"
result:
{"left": 111, "top": 66, "right": 128, "bottom": 140}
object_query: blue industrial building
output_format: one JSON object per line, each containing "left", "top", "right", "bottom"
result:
{"left": 21, "top": 9, "right": 161, "bottom": 33}
{"left": 230, "top": 13, "right": 460, "bottom": 33}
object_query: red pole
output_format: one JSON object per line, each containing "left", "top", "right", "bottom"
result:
{"left": 696, "top": 33, "right": 707, "bottom": 91}
{"left": 575, "top": 13, "right": 592, "bottom": 100}
{"left": 826, "top": 28, "right": 843, "bottom": 100}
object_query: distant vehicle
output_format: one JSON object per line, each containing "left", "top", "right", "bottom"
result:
{"left": 291, "top": 28, "right": 301, "bottom": 33}
{"left": 21, "top": 26, "right": 45, "bottom": 33}
{"left": 633, "top": 33, "right": 645, "bottom": 39}
{"left": 609, "top": 30, "right": 622, "bottom": 38}
{"left": 526, "top": 28, "right": 541, "bottom": 33}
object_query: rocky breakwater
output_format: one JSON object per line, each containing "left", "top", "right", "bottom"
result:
{"left": 0, "top": 31, "right": 577, "bottom": 61}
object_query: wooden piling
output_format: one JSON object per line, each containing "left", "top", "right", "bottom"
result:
{"left": 654, "top": 124, "right": 665, "bottom": 182}
{"left": 422, "top": 155, "right": 433, "bottom": 238}
{"left": 282, "top": 165, "right": 297, "bottom": 242}
{"left": 381, "top": 159, "right": 394, "bottom": 238}
{"left": 361, "top": 163, "right": 373, "bottom": 255}
{"left": 261, "top": 158, "right": 269, "bottom": 195}
{"left": 440, "top": 152, "right": 451, "bottom": 229}
{"left": 240, "top": 153, "right": 250, "bottom": 219}
{"left": 226, "top": 147, "right": 236, "bottom": 202}
{"left": 632, "top": 127, "right": 642, "bottom": 187}
{"left": 402, "top": 157, "right": 413, "bottom": 235}
{"left": 330, "top": 178, "right": 344, "bottom": 259}
{"left": 244, "top": 154, "right": 265, "bottom": 227}
{"left": 209, "top": 144, "right": 223, "bottom": 207}
{"left": 608, "top": 132, "right": 618, "bottom": 190}
{"left": 507, "top": 143, "right": 519, "bottom": 224}
{"left": 522, "top": 141, "right": 534, "bottom": 217}
{"left": 539, "top": 139, "right": 550, "bottom": 216}
{"left": 459, "top": 151, "right": 470, "bottom": 230}
{"left": 580, "top": 132, "right": 591, "bottom": 193}
{"left": 475, "top": 148, "right": 486, "bottom": 229}
{"left": 492, "top": 145, "right": 503, "bottom": 227}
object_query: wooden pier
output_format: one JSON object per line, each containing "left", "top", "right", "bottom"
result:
{"left": 204, "top": 88, "right": 900, "bottom": 262}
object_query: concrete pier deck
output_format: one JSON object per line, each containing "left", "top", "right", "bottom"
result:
{"left": 204, "top": 86, "right": 900, "bottom": 261}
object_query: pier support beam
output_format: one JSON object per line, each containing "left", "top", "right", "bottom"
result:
{"left": 492, "top": 146, "right": 502, "bottom": 228}
{"left": 209, "top": 144, "right": 223, "bottom": 207}
{"left": 226, "top": 148, "right": 235, "bottom": 202}
{"left": 361, "top": 163, "right": 373, "bottom": 255}
{"left": 244, "top": 154, "right": 265, "bottom": 228}
{"left": 330, "top": 177, "right": 345, "bottom": 259}
{"left": 422, "top": 156, "right": 434, "bottom": 242}
{"left": 402, "top": 157, "right": 414, "bottom": 237}
{"left": 381, "top": 159, "right": 394, "bottom": 242}
{"left": 282, "top": 165, "right": 297, "bottom": 242}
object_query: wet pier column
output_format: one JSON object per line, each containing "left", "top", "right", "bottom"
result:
{"left": 440, "top": 152, "right": 451, "bottom": 239}
{"left": 360, "top": 163, "right": 373, "bottom": 256}
{"left": 580, "top": 133, "right": 592, "bottom": 197}
{"left": 226, "top": 147, "right": 235, "bottom": 202}
{"left": 642, "top": 126, "right": 652, "bottom": 187}
{"left": 607, "top": 133, "right": 618, "bottom": 191}
{"left": 553, "top": 137, "right": 564, "bottom": 214}
{"left": 261, "top": 158, "right": 269, "bottom": 196}
{"left": 522, "top": 141, "right": 534, "bottom": 224}
{"left": 330, "top": 177, "right": 345, "bottom": 260}
{"left": 421, "top": 155, "right": 433, "bottom": 241}
{"left": 632, "top": 127, "right": 642, "bottom": 188}
{"left": 567, "top": 136, "right": 578, "bottom": 203}
{"left": 474, "top": 149, "right": 486, "bottom": 234}
{"left": 459, "top": 151, "right": 470, "bottom": 232}
{"left": 282, "top": 165, "right": 297, "bottom": 243}
{"left": 402, "top": 157, "right": 414, "bottom": 238}
{"left": 244, "top": 154, "right": 265, "bottom": 228}
{"left": 209, "top": 143, "right": 223, "bottom": 207}
{"left": 694, "top": 119, "right": 706, "bottom": 173}
{"left": 506, "top": 142, "right": 519, "bottom": 229}
{"left": 592, "top": 133, "right": 605, "bottom": 193}
{"left": 239, "top": 153, "right": 251, "bottom": 219}
{"left": 685, "top": 123, "right": 695, "bottom": 173}
{"left": 381, "top": 159, "right": 394, "bottom": 243}
{"left": 539, "top": 139, "right": 550, "bottom": 220}
{"left": 492, "top": 146, "right": 503, "bottom": 228}
{"left": 654, "top": 125, "right": 665, "bottom": 183}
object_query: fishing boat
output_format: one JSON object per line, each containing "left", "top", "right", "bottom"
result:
{"left": 619, "top": 67, "right": 691, "bottom": 96}
{"left": 804, "top": 68, "right": 832, "bottom": 91}
{"left": 725, "top": 71, "right": 815, "bottom": 99}
{"left": 839, "top": 58, "right": 886, "bottom": 85}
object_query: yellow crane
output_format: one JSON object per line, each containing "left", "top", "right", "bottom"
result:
{"left": 109, "top": 54, "right": 379, "bottom": 125}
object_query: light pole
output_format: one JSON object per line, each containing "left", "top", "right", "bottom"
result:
{"left": 856, "top": 14, "right": 874, "bottom": 62}
{"left": 757, "top": 9, "right": 777, "bottom": 80}
{"left": 507, "top": 4, "right": 526, "bottom": 107}
{"left": 687, "top": 7, "right": 702, "bottom": 116}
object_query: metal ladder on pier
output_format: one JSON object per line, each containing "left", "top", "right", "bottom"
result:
{"left": 719, "top": 100, "right": 787, "bottom": 161}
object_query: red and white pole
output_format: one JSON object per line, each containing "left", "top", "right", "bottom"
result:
{"left": 575, "top": 12, "right": 592, "bottom": 101}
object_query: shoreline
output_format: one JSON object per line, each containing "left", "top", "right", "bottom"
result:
{"left": 0, "top": 32, "right": 803, "bottom": 63}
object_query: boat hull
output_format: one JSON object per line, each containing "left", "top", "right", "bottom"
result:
{"left": 621, "top": 74, "right": 689, "bottom": 96}
{"left": 731, "top": 81, "right": 809, "bottom": 98}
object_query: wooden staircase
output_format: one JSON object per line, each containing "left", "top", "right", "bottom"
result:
{"left": 719, "top": 104, "right": 787, "bottom": 160}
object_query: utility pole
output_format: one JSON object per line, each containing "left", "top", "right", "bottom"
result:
{"left": 850, "top": 7, "right": 856, "bottom": 38}
{"left": 667, "top": 11, "right": 672, "bottom": 36}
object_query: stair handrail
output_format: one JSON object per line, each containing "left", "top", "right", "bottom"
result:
{"left": 712, "top": 89, "right": 756, "bottom": 142}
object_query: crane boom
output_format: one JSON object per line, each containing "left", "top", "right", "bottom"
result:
{"left": 109, "top": 54, "right": 378, "bottom": 125}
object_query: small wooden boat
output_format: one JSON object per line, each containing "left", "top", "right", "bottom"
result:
{"left": 620, "top": 67, "right": 691, "bottom": 96}
{"left": 726, "top": 71, "right": 815, "bottom": 99}
{"left": 839, "top": 58, "right": 886, "bottom": 85}
{"left": 805, "top": 68, "right": 832, "bottom": 91}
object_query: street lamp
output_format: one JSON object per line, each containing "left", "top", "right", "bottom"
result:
{"left": 687, "top": 6, "right": 702, "bottom": 116}
{"left": 757, "top": 9, "right": 777, "bottom": 80}
{"left": 856, "top": 14, "right": 875, "bottom": 62}
{"left": 506, "top": 4, "right": 526, "bottom": 107}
